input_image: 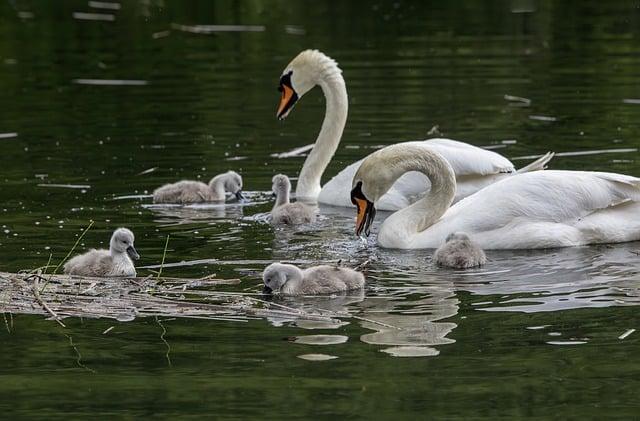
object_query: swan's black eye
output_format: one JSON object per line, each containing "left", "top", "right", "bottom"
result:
{"left": 266, "top": 278, "right": 271, "bottom": 283}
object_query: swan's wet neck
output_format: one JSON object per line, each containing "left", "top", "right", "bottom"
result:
{"left": 379, "top": 151, "right": 456, "bottom": 247}
{"left": 296, "top": 73, "right": 348, "bottom": 201}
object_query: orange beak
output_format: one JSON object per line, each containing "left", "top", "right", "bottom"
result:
{"left": 354, "top": 197, "right": 376, "bottom": 237}
{"left": 277, "top": 84, "right": 297, "bottom": 120}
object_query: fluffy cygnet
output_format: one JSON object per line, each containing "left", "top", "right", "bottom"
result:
{"left": 433, "top": 232, "right": 486, "bottom": 269}
{"left": 262, "top": 262, "right": 365, "bottom": 295}
{"left": 270, "top": 174, "right": 315, "bottom": 224}
{"left": 63, "top": 228, "right": 140, "bottom": 277}
{"left": 153, "top": 170, "right": 244, "bottom": 204}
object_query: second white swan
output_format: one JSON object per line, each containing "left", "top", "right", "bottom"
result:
{"left": 276, "top": 49, "right": 553, "bottom": 211}
{"left": 350, "top": 143, "right": 640, "bottom": 249}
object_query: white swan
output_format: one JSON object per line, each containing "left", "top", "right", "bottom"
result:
{"left": 271, "top": 174, "right": 316, "bottom": 225}
{"left": 262, "top": 262, "right": 365, "bottom": 295}
{"left": 433, "top": 232, "right": 486, "bottom": 268}
{"left": 276, "top": 49, "right": 554, "bottom": 211}
{"left": 64, "top": 228, "right": 139, "bottom": 277}
{"left": 350, "top": 143, "right": 640, "bottom": 249}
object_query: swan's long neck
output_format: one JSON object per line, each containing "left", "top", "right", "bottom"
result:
{"left": 377, "top": 149, "right": 456, "bottom": 248}
{"left": 280, "top": 265, "right": 304, "bottom": 294}
{"left": 296, "top": 70, "right": 348, "bottom": 201}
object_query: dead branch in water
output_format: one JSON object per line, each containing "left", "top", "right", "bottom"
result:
{"left": 0, "top": 271, "right": 341, "bottom": 326}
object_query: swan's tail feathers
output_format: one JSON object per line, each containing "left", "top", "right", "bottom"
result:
{"left": 516, "top": 151, "right": 555, "bottom": 174}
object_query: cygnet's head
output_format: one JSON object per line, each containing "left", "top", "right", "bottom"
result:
{"left": 110, "top": 228, "right": 140, "bottom": 260}
{"left": 276, "top": 49, "right": 341, "bottom": 120}
{"left": 445, "top": 232, "right": 470, "bottom": 243}
{"left": 262, "top": 263, "right": 299, "bottom": 293}
{"left": 217, "top": 171, "right": 244, "bottom": 200}
{"left": 271, "top": 174, "right": 291, "bottom": 196}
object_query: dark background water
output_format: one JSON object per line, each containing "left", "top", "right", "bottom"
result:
{"left": 1, "top": 0, "right": 639, "bottom": 418}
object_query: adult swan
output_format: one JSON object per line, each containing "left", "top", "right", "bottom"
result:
{"left": 350, "top": 143, "right": 640, "bottom": 249}
{"left": 276, "top": 49, "right": 553, "bottom": 211}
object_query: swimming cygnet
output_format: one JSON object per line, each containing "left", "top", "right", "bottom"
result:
{"left": 270, "top": 174, "right": 315, "bottom": 224}
{"left": 433, "top": 232, "right": 486, "bottom": 269}
{"left": 63, "top": 228, "right": 140, "bottom": 277}
{"left": 262, "top": 262, "right": 365, "bottom": 295}
{"left": 153, "top": 170, "right": 244, "bottom": 204}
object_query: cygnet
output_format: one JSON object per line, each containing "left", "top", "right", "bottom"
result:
{"left": 153, "top": 170, "right": 243, "bottom": 204}
{"left": 63, "top": 228, "right": 140, "bottom": 277}
{"left": 270, "top": 174, "right": 315, "bottom": 224}
{"left": 262, "top": 262, "right": 365, "bottom": 295}
{"left": 433, "top": 232, "right": 486, "bottom": 269}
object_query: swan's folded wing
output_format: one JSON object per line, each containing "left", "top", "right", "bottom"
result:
{"left": 447, "top": 170, "right": 640, "bottom": 229}
{"left": 420, "top": 138, "right": 516, "bottom": 175}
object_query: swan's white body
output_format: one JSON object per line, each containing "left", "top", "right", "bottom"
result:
{"left": 278, "top": 50, "right": 553, "bottom": 211}
{"left": 354, "top": 144, "right": 640, "bottom": 250}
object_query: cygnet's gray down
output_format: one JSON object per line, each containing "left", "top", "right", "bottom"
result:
{"left": 63, "top": 228, "right": 140, "bottom": 277}
{"left": 262, "top": 262, "right": 365, "bottom": 295}
{"left": 270, "top": 174, "right": 315, "bottom": 224}
{"left": 433, "top": 232, "right": 486, "bottom": 269}
{"left": 153, "top": 170, "right": 243, "bottom": 204}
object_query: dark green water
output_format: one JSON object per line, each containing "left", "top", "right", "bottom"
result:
{"left": 1, "top": 0, "right": 640, "bottom": 418}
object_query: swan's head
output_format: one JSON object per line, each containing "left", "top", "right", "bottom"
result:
{"left": 262, "top": 262, "right": 298, "bottom": 293}
{"left": 276, "top": 49, "right": 340, "bottom": 120}
{"left": 110, "top": 227, "right": 139, "bottom": 260}
{"left": 215, "top": 171, "right": 244, "bottom": 200}
{"left": 350, "top": 147, "right": 409, "bottom": 237}
{"left": 271, "top": 174, "right": 291, "bottom": 196}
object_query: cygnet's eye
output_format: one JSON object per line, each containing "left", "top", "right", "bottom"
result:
{"left": 265, "top": 278, "right": 271, "bottom": 284}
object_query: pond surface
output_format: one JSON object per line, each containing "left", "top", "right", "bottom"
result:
{"left": 1, "top": 0, "right": 640, "bottom": 418}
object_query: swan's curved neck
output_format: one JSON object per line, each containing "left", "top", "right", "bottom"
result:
{"left": 281, "top": 265, "right": 304, "bottom": 293}
{"left": 296, "top": 71, "right": 348, "bottom": 201}
{"left": 378, "top": 149, "right": 456, "bottom": 247}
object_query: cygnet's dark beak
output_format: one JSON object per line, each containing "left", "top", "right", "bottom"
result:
{"left": 262, "top": 285, "right": 273, "bottom": 294}
{"left": 235, "top": 190, "right": 245, "bottom": 201}
{"left": 126, "top": 245, "right": 140, "bottom": 260}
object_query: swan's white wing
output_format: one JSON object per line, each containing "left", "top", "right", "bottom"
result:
{"left": 421, "top": 138, "right": 515, "bottom": 175}
{"left": 318, "top": 138, "right": 517, "bottom": 211}
{"left": 425, "top": 170, "right": 640, "bottom": 249}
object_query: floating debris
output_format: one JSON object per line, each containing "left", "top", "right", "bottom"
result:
{"left": 72, "top": 79, "right": 148, "bottom": 86}
{"left": 528, "top": 115, "right": 557, "bottom": 122}
{"left": 622, "top": 99, "right": 640, "bottom": 105}
{"left": 546, "top": 341, "right": 587, "bottom": 345}
{"left": 88, "top": 1, "right": 121, "bottom": 10}
{"left": 271, "top": 143, "right": 314, "bottom": 158}
{"left": 284, "top": 25, "right": 306, "bottom": 35}
{"left": 152, "top": 30, "right": 171, "bottom": 39}
{"left": 137, "top": 166, "right": 158, "bottom": 176}
{"left": 0, "top": 132, "right": 18, "bottom": 139}
{"left": 297, "top": 353, "right": 338, "bottom": 361}
{"left": 501, "top": 139, "right": 517, "bottom": 145}
{"left": 618, "top": 328, "right": 635, "bottom": 340}
{"left": 37, "top": 183, "right": 91, "bottom": 189}
{"left": 17, "top": 11, "right": 34, "bottom": 19}
{"left": 427, "top": 125, "right": 442, "bottom": 136}
{"left": 0, "top": 271, "right": 343, "bottom": 325}
{"left": 526, "top": 325, "right": 551, "bottom": 330}
{"left": 72, "top": 12, "right": 115, "bottom": 21}
{"left": 170, "top": 23, "right": 265, "bottom": 34}
{"left": 510, "top": 148, "right": 637, "bottom": 160}
{"left": 504, "top": 94, "right": 531, "bottom": 105}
